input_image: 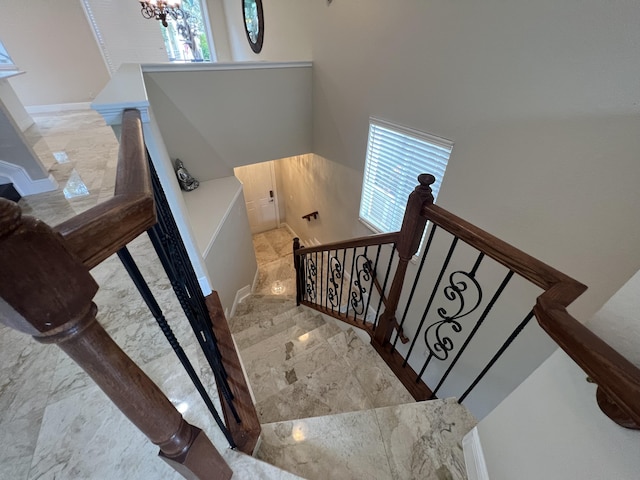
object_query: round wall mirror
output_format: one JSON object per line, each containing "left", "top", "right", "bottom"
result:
{"left": 243, "top": 0, "right": 264, "bottom": 53}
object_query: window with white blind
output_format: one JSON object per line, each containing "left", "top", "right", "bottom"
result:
{"left": 359, "top": 118, "right": 453, "bottom": 238}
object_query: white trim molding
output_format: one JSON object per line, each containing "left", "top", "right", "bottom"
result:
{"left": 463, "top": 427, "right": 490, "bottom": 480}
{"left": 230, "top": 283, "right": 253, "bottom": 319}
{"left": 0, "top": 160, "right": 58, "bottom": 196}
{"left": 280, "top": 222, "right": 299, "bottom": 240}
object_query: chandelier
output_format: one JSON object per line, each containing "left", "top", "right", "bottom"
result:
{"left": 139, "top": 0, "right": 184, "bottom": 27}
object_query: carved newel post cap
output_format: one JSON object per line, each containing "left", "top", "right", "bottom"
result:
{"left": 417, "top": 174, "right": 436, "bottom": 187}
{"left": 0, "top": 198, "right": 22, "bottom": 240}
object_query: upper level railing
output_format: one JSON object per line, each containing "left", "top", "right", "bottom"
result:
{"left": 294, "top": 174, "right": 640, "bottom": 429}
{"left": 0, "top": 109, "right": 247, "bottom": 479}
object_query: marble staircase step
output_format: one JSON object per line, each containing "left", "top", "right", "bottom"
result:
{"left": 256, "top": 398, "right": 477, "bottom": 480}
{"left": 230, "top": 304, "right": 304, "bottom": 336}
{"left": 234, "top": 309, "right": 327, "bottom": 350}
{"left": 231, "top": 292, "right": 415, "bottom": 426}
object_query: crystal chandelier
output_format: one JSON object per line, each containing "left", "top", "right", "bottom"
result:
{"left": 139, "top": 0, "right": 184, "bottom": 28}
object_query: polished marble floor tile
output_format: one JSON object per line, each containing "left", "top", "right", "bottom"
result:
{"left": 375, "top": 399, "right": 477, "bottom": 480}
{"left": 258, "top": 409, "right": 394, "bottom": 480}
{"left": 258, "top": 399, "right": 476, "bottom": 480}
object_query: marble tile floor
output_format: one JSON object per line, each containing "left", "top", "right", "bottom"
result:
{"left": 18, "top": 110, "right": 121, "bottom": 225}
{"left": 1, "top": 110, "right": 298, "bottom": 479}
{"left": 257, "top": 398, "right": 477, "bottom": 480}
{"left": 251, "top": 227, "right": 298, "bottom": 297}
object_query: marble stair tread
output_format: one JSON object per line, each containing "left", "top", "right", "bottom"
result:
{"left": 232, "top": 288, "right": 415, "bottom": 425}
{"left": 240, "top": 321, "right": 343, "bottom": 368}
{"left": 234, "top": 309, "right": 327, "bottom": 350}
{"left": 230, "top": 304, "right": 304, "bottom": 335}
{"left": 250, "top": 327, "right": 414, "bottom": 424}
{"left": 257, "top": 398, "right": 477, "bottom": 480}
{"left": 234, "top": 295, "right": 296, "bottom": 317}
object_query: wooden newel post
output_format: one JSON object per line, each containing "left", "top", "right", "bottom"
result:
{"left": 0, "top": 199, "right": 232, "bottom": 480}
{"left": 293, "top": 237, "right": 302, "bottom": 306}
{"left": 373, "top": 174, "right": 435, "bottom": 346}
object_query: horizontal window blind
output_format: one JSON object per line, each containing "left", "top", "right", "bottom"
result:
{"left": 359, "top": 118, "right": 453, "bottom": 235}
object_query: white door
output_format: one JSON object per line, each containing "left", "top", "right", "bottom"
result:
{"left": 234, "top": 161, "right": 278, "bottom": 234}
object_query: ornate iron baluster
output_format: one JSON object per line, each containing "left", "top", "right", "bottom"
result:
{"left": 404, "top": 236, "right": 458, "bottom": 367}
{"left": 305, "top": 253, "right": 317, "bottom": 301}
{"left": 430, "top": 270, "right": 514, "bottom": 398}
{"left": 417, "top": 252, "right": 484, "bottom": 379}
{"left": 328, "top": 253, "right": 342, "bottom": 309}
{"left": 350, "top": 251, "right": 372, "bottom": 316}
{"left": 363, "top": 245, "right": 382, "bottom": 325}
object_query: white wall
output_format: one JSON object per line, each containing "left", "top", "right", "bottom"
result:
{"left": 205, "top": 0, "right": 233, "bottom": 62}
{"left": 266, "top": 0, "right": 640, "bottom": 420}
{"left": 275, "top": 154, "right": 370, "bottom": 243}
{"left": 203, "top": 192, "right": 258, "bottom": 312}
{"left": 308, "top": 0, "right": 640, "bottom": 324}
{"left": 587, "top": 269, "right": 640, "bottom": 366}
{"left": 474, "top": 269, "right": 640, "bottom": 479}
{"left": 0, "top": 0, "right": 110, "bottom": 106}
{"left": 82, "top": 0, "right": 168, "bottom": 75}
{"left": 0, "top": 78, "right": 33, "bottom": 131}
{"left": 222, "top": 0, "right": 312, "bottom": 61}
{"left": 0, "top": 102, "right": 48, "bottom": 180}
{"left": 143, "top": 64, "right": 312, "bottom": 182}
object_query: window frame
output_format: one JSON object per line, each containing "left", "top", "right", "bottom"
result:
{"left": 358, "top": 117, "right": 453, "bottom": 255}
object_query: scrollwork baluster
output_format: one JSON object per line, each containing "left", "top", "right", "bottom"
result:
{"left": 350, "top": 252, "right": 373, "bottom": 316}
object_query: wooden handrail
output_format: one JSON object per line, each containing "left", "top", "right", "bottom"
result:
{"left": 54, "top": 109, "right": 156, "bottom": 268}
{"left": 535, "top": 299, "right": 640, "bottom": 428}
{"left": 421, "top": 202, "right": 639, "bottom": 429}
{"left": 295, "top": 231, "right": 400, "bottom": 255}
{"left": 0, "top": 199, "right": 231, "bottom": 479}
{"left": 422, "top": 203, "right": 586, "bottom": 297}
{"left": 294, "top": 171, "right": 639, "bottom": 429}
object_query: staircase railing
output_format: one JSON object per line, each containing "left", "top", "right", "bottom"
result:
{"left": 0, "top": 109, "right": 256, "bottom": 479}
{"left": 294, "top": 174, "right": 640, "bottom": 429}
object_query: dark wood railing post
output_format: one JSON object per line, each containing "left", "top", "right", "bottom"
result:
{"left": 0, "top": 199, "right": 232, "bottom": 480}
{"left": 373, "top": 174, "right": 435, "bottom": 346}
{"left": 293, "top": 237, "right": 302, "bottom": 305}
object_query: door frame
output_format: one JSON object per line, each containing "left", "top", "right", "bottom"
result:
{"left": 268, "top": 161, "right": 282, "bottom": 228}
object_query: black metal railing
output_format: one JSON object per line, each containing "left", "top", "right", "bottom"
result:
{"left": 390, "top": 223, "right": 542, "bottom": 403}
{"left": 292, "top": 175, "right": 570, "bottom": 410}
{"left": 114, "top": 154, "right": 242, "bottom": 449}
{"left": 295, "top": 239, "right": 397, "bottom": 332}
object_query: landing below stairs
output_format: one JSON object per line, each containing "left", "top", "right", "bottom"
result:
{"left": 257, "top": 398, "right": 476, "bottom": 480}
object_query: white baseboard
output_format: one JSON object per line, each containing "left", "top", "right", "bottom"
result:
{"left": 280, "top": 222, "right": 299, "bottom": 239}
{"left": 251, "top": 267, "right": 260, "bottom": 293}
{"left": 230, "top": 283, "right": 253, "bottom": 319}
{"left": 463, "top": 427, "right": 490, "bottom": 480}
{"left": 0, "top": 161, "right": 58, "bottom": 196}
{"left": 26, "top": 102, "right": 92, "bottom": 114}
